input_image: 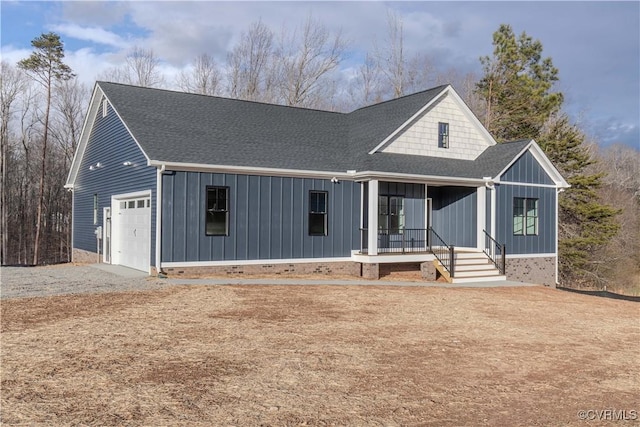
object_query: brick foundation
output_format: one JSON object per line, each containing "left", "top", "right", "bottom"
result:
{"left": 72, "top": 248, "right": 102, "bottom": 264}
{"left": 506, "top": 256, "right": 556, "bottom": 287}
{"left": 163, "top": 261, "right": 362, "bottom": 278}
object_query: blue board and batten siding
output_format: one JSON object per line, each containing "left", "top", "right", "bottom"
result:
{"left": 501, "top": 150, "right": 554, "bottom": 185}
{"left": 428, "top": 186, "right": 477, "bottom": 248}
{"left": 161, "top": 172, "right": 361, "bottom": 262}
{"left": 496, "top": 151, "right": 556, "bottom": 254}
{"left": 73, "top": 98, "right": 157, "bottom": 265}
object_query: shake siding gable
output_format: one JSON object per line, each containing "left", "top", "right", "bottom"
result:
{"left": 73, "top": 98, "right": 157, "bottom": 265}
{"left": 382, "top": 93, "right": 491, "bottom": 160}
{"left": 161, "top": 171, "right": 361, "bottom": 263}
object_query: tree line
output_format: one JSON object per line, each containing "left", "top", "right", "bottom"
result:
{"left": 1, "top": 17, "right": 637, "bottom": 292}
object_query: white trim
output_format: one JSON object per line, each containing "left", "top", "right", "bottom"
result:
{"left": 352, "top": 252, "right": 436, "bottom": 264}
{"left": 354, "top": 171, "right": 485, "bottom": 186}
{"left": 65, "top": 86, "right": 102, "bottom": 188}
{"left": 493, "top": 140, "right": 569, "bottom": 188}
{"left": 555, "top": 188, "right": 564, "bottom": 285}
{"left": 490, "top": 185, "right": 496, "bottom": 240}
{"left": 477, "top": 186, "right": 486, "bottom": 250}
{"left": 497, "top": 181, "right": 558, "bottom": 189}
{"left": 367, "top": 179, "right": 379, "bottom": 255}
{"left": 148, "top": 160, "right": 350, "bottom": 180}
{"left": 360, "top": 182, "right": 364, "bottom": 229}
{"left": 111, "top": 190, "right": 153, "bottom": 274}
{"left": 505, "top": 253, "right": 557, "bottom": 259}
{"left": 368, "top": 86, "right": 497, "bottom": 154}
{"left": 155, "top": 165, "right": 165, "bottom": 273}
{"left": 162, "top": 257, "right": 354, "bottom": 268}
{"left": 111, "top": 190, "right": 151, "bottom": 201}
{"left": 66, "top": 83, "right": 152, "bottom": 188}
{"left": 102, "top": 207, "right": 111, "bottom": 263}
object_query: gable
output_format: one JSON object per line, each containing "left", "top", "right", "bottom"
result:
{"left": 380, "top": 90, "right": 493, "bottom": 161}
{"left": 500, "top": 149, "right": 554, "bottom": 185}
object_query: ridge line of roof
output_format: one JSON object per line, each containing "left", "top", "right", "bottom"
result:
{"left": 347, "top": 84, "right": 450, "bottom": 114}
{"left": 97, "top": 81, "right": 346, "bottom": 115}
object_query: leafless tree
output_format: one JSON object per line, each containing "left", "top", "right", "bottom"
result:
{"left": 177, "top": 53, "right": 221, "bottom": 96}
{"left": 275, "top": 16, "right": 346, "bottom": 108}
{"left": 1, "top": 61, "right": 27, "bottom": 265}
{"left": 227, "top": 20, "right": 277, "bottom": 102}
{"left": 100, "top": 46, "right": 165, "bottom": 88}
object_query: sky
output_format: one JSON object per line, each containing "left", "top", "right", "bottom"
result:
{"left": 1, "top": 1, "right": 639, "bottom": 150}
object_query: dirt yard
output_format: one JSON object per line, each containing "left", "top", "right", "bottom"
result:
{"left": 1, "top": 284, "right": 638, "bottom": 426}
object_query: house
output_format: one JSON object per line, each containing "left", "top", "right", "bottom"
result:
{"left": 65, "top": 82, "right": 569, "bottom": 286}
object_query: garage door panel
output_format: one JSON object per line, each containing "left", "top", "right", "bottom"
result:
{"left": 112, "top": 195, "right": 151, "bottom": 272}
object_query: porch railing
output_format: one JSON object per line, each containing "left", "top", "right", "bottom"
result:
{"left": 428, "top": 227, "right": 455, "bottom": 278}
{"left": 483, "top": 229, "right": 506, "bottom": 275}
{"left": 360, "top": 228, "right": 429, "bottom": 254}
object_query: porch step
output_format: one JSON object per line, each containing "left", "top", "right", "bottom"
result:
{"left": 433, "top": 251, "right": 506, "bottom": 283}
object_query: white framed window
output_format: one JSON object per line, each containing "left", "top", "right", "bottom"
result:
{"left": 513, "top": 197, "right": 538, "bottom": 235}
{"left": 438, "top": 122, "right": 449, "bottom": 148}
{"left": 102, "top": 99, "right": 108, "bottom": 117}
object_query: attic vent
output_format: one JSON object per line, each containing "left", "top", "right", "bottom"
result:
{"left": 102, "top": 99, "right": 108, "bottom": 117}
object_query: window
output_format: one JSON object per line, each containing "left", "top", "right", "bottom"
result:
{"left": 378, "top": 195, "right": 405, "bottom": 233}
{"left": 93, "top": 194, "right": 98, "bottom": 225}
{"left": 309, "top": 191, "right": 328, "bottom": 236}
{"left": 102, "top": 99, "right": 108, "bottom": 117}
{"left": 206, "top": 186, "right": 229, "bottom": 236}
{"left": 513, "top": 198, "right": 538, "bottom": 235}
{"left": 438, "top": 122, "right": 449, "bottom": 148}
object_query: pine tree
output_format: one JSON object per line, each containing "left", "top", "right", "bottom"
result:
{"left": 476, "top": 25, "right": 620, "bottom": 286}
{"left": 476, "top": 24, "right": 563, "bottom": 142}
{"left": 538, "top": 115, "right": 620, "bottom": 283}
{"left": 18, "top": 32, "right": 74, "bottom": 265}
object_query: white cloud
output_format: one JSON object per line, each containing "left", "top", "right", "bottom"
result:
{"left": 50, "top": 23, "right": 128, "bottom": 48}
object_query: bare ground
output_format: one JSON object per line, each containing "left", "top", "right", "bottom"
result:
{"left": 1, "top": 284, "right": 639, "bottom": 426}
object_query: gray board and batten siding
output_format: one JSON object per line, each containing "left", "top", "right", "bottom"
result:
{"left": 73, "top": 98, "right": 157, "bottom": 265}
{"left": 428, "top": 186, "right": 477, "bottom": 248}
{"left": 161, "top": 171, "right": 361, "bottom": 262}
{"left": 501, "top": 150, "right": 554, "bottom": 185}
{"left": 362, "top": 182, "right": 477, "bottom": 249}
{"left": 495, "top": 151, "right": 557, "bottom": 254}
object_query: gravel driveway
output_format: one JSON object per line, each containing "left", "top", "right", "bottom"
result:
{"left": 0, "top": 264, "right": 167, "bottom": 299}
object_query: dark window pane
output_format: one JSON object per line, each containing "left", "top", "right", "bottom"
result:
{"left": 309, "top": 213, "right": 326, "bottom": 235}
{"left": 206, "top": 187, "right": 229, "bottom": 235}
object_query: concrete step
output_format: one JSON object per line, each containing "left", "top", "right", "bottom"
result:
{"left": 455, "top": 263, "right": 497, "bottom": 272}
{"left": 454, "top": 269, "right": 503, "bottom": 278}
{"left": 452, "top": 275, "right": 507, "bottom": 283}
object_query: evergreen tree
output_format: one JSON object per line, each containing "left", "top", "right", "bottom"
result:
{"left": 476, "top": 24, "right": 563, "bottom": 142}
{"left": 476, "top": 25, "right": 619, "bottom": 286}
{"left": 538, "top": 115, "right": 620, "bottom": 283}
{"left": 18, "top": 32, "right": 74, "bottom": 265}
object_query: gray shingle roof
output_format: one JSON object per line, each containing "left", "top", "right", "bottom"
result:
{"left": 98, "top": 81, "right": 529, "bottom": 180}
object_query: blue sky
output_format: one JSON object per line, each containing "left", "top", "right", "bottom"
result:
{"left": 2, "top": 1, "right": 639, "bottom": 149}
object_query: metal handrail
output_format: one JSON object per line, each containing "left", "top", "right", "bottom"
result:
{"left": 483, "top": 229, "right": 506, "bottom": 275}
{"left": 428, "top": 226, "right": 455, "bottom": 278}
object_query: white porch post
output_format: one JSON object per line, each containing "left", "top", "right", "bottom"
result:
{"left": 367, "top": 179, "right": 379, "bottom": 255}
{"left": 477, "top": 185, "right": 486, "bottom": 251}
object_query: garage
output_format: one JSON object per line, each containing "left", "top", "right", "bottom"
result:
{"left": 110, "top": 193, "right": 151, "bottom": 272}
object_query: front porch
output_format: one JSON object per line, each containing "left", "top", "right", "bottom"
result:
{"left": 357, "top": 179, "right": 506, "bottom": 282}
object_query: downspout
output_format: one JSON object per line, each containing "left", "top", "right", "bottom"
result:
{"left": 556, "top": 188, "right": 564, "bottom": 286}
{"left": 155, "top": 164, "right": 165, "bottom": 276}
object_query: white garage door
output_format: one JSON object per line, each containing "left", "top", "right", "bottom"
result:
{"left": 112, "top": 195, "right": 151, "bottom": 272}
